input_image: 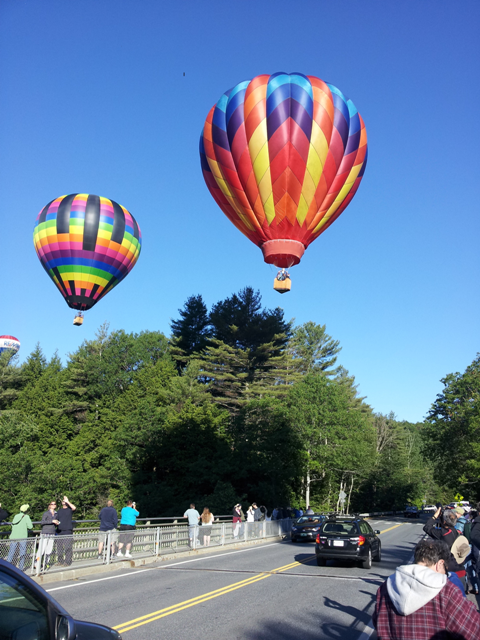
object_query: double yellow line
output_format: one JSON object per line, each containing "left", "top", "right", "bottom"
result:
{"left": 114, "top": 557, "right": 315, "bottom": 633}
{"left": 115, "top": 525, "right": 403, "bottom": 633}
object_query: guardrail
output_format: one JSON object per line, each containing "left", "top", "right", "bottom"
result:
{"left": 0, "top": 519, "right": 293, "bottom": 576}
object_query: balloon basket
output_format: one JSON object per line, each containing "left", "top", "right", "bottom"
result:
{"left": 273, "top": 277, "right": 291, "bottom": 294}
{"left": 73, "top": 314, "right": 84, "bottom": 326}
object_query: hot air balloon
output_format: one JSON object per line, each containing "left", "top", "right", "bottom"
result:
{"left": 200, "top": 72, "right": 368, "bottom": 292}
{"left": 33, "top": 194, "right": 142, "bottom": 325}
{"left": 0, "top": 335, "right": 20, "bottom": 355}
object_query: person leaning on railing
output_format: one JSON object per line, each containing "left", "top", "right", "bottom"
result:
{"left": 117, "top": 500, "right": 139, "bottom": 559}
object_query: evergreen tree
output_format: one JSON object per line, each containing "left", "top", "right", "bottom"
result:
{"left": 423, "top": 354, "right": 480, "bottom": 497}
{"left": 170, "top": 294, "right": 212, "bottom": 356}
{"left": 289, "top": 321, "right": 341, "bottom": 375}
{"left": 209, "top": 287, "right": 291, "bottom": 354}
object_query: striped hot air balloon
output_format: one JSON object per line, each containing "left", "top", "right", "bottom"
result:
{"left": 200, "top": 72, "right": 368, "bottom": 292}
{"left": 33, "top": 194, "right": 142, "bottom": 324}
{"left": 0, "top": 335, "right": 20, "bottom": 356}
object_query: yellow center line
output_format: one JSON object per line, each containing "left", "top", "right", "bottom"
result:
{"left": 379, "top": 523, "right": 405, "bottom": 534}
{"left": 114, "top": 555, "right": 317, "bottom": 632}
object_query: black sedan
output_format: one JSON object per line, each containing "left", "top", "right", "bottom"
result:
{"left": 0, "top": 558, "right": 121, "bottom": 640}
{"left": 315, "top": 516, "right": 381, "bottom": 569}
{"left": 291, "top": 515, "right": 325, "bottom": 542}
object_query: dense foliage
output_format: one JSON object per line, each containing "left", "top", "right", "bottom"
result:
{"left": 0, "top": 288, "right": 472, "bottom": 523}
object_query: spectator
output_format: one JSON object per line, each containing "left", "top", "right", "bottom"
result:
{"left": 117, "top": 500, "right": 139, "bottom": 558}
{"left": 98, "top": 500, "right": 118, "bottom": 560}
{"left": 232, "top": 504, "right": 243, "bottom": 539}
{"left": 37, "top": 500, "right": 59, "bottom": 570}
{"left": 271, "top": 507, "right": 279, "bottom": 520}
{"left": 424, "top": 506, "right": 458, "bottom": 548}
{"left": 200, "top": 507, "right": 214, "bottom": 547}
{"left": 372, "top": 538, "right": 480, "bottom": 639}
{"left": 454, "top": 506, "right": 468, "bottom": 534}
{"left": 6, "top": 504, "right": 33, "bottom": 572}
{"left": 0, "top": 502, "right": 9, "bottom": 524}
{"left": 183, "top": 503, "right": 200, "bottom": 548}
{"left": 306, "top": 505, "right": 314, "bottom": 515}
{"left": 252, "top": 503, "right": 262, "bottom": 537}
{"left": 56, "top": 496, "right": 76, "bottom": 567}
{"left": 469, "top": 503, "right": 480, "bottom": 594}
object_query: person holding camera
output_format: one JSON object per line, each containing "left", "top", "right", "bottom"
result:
{"left": 117, "top": 500, "right": 139, "bottom": 559}
{"left": 424, "top": 506, "right": 459, "bottom": 549}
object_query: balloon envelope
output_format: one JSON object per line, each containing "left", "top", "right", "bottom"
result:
{"left": 0, "top": 335, "right": 20, "bottom": 355}
{"left": 33, "top": 194, "right": 142, "bottom": 311}
{"left": 200, "top": 72, "right": 368, "bottom": 268}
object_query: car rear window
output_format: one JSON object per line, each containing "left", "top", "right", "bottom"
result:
{"left": 297, "top": 517, "right": 322, "bottom": 525}
{"left": 322, "top": 522, "right": 358, "bottom": 535}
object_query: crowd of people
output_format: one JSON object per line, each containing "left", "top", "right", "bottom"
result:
{"left": 0, "top": 497, "right": 140, "bottom": 570}
{"left": 373, "top": 501, "right": 480, "bottom": 639}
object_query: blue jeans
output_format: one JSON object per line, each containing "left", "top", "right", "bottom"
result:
{"left": 7, "top": 540, "right": 28, "bottom": 571}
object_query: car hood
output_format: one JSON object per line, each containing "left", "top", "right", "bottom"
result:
{"left": 387, "top": 565, "right": 446, "bottom": 616}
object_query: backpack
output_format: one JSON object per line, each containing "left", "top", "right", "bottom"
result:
{"left": 463, "top": 520, "right": 472, "bottom": 543}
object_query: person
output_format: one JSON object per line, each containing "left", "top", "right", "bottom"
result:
{"left": 6, "top": 504, "right": 33, "bottom": 571}
{"left": 0, "top": 502, "right": 9, "bottom": 524}
{"left": 372, "top": 538, "right": 480, "bottom": 639}
{"left": 232, "top": 504, "right": 243, "bottom": 539}
{"left": 454, "top": 506, "right": 468, "bottom": 534}
{"left": 56, "top": 496, "right": 76, "bottom": 567}
{"left": 37, "top": 499, "right": 59, "bottom": 570}
{"left": 183, "top": 503, "right": 200, "bottom": 547}
{"left": 252, "top": 503, "right": 262, "bottom": 537}
{"left": 98, "top": 500, "right": 118, "bottom": 559}
{"left": 200, "top": 507, "right": 214, "bottom": 547}
{"left": 424, "top": 506, "right": 458, "bottom": 548}
{"left": 117, "top": 500, "right": 139, "bottom": 558}
{"left": 306, "top": 505, "right": 314, "bottom": 515}
{"left": 469, "top": 502, "right": 480, "bottom": 594}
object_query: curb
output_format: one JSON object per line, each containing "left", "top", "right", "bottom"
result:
{"left": 32, "top": 536, "right": 285, "bottom": 585}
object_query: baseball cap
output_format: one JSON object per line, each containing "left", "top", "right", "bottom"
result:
{"left": 20, "top": 504, "right": 29, "bottom": 512}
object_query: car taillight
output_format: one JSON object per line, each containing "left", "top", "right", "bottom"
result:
{"left": 358, "top": 535, "right": 365, "bottom": 546}
{"left": 316, "top": 534, "right": 327, "bottom": 544}
{"left": 316, "top": 534, "right": 320, "bottom": 543}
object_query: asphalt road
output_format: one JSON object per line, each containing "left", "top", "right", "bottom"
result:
{"left": 48, "top": 517, "right": 426, "bottom": 640}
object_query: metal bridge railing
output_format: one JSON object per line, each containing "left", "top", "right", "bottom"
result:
{"left": 0, "top": 519, "right": 293, "bottom": 576}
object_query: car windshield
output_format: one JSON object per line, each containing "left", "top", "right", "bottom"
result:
{"left": 297, "top": 517, "right": 322, "bottom": 525}
{"left": 322, "top": 522, "right": 357, "bottom": 536}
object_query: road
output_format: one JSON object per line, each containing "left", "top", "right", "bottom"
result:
{"left": 49, "top": 517, "right": 426, "bottom": 640}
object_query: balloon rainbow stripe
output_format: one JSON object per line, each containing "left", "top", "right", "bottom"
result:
{"left": 33, "top": 194, "right": 142, "bottom": 311}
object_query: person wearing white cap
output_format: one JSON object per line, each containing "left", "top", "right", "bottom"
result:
{"left": 6, "top": 504, "right": 33, "bottom": 571}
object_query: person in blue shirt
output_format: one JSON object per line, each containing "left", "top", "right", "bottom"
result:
{"left": 117, "top": 500, "right": 139, "bottom": 558}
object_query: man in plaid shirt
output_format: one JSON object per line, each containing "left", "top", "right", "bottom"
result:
{"left": 373, "top": 538, "right": 480, "bottom": 639}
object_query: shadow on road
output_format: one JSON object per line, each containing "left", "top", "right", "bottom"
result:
{"left": 243, "top": 592, "right": 376, "bottom": 640}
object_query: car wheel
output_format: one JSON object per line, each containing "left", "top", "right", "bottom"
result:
{"left": 373, "top": 543, "right": 381, "bottom": 562}
{"left": 363, "top": 549, "right": 372, "bottom": 569}
{"left": 316, "top": 557, "right": 326, "bottom": 566}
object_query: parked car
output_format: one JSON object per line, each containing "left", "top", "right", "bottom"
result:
{"left": 423, "top": 505, "right": 436, "bottom": 513}
{"left": 404, "top": 505, "right": 420, "bottom": 518}
{"left": 447, "top": 501, "right": 471, "bottom": 513}
{"left": 0, "top": 558, "right": 121, "bottom": 640}
{"left": 291, "top": 515, "right": 326, "bottom": 542}
{"left": 315, "top": 515, "right": 381, "bottom": 569}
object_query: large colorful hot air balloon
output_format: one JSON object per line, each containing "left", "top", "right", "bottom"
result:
{"left": 33, "top": 194, "right": 142, "bottom": 324}
{"left": 0, "top": 335, "right": 20, "bottom": 355}
{"left": 200, "top": 72, "right": 368, "bottom": 292}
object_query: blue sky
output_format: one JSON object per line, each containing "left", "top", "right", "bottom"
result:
{"left": 1, "top": 0, "right": 479, "bottom": 422}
